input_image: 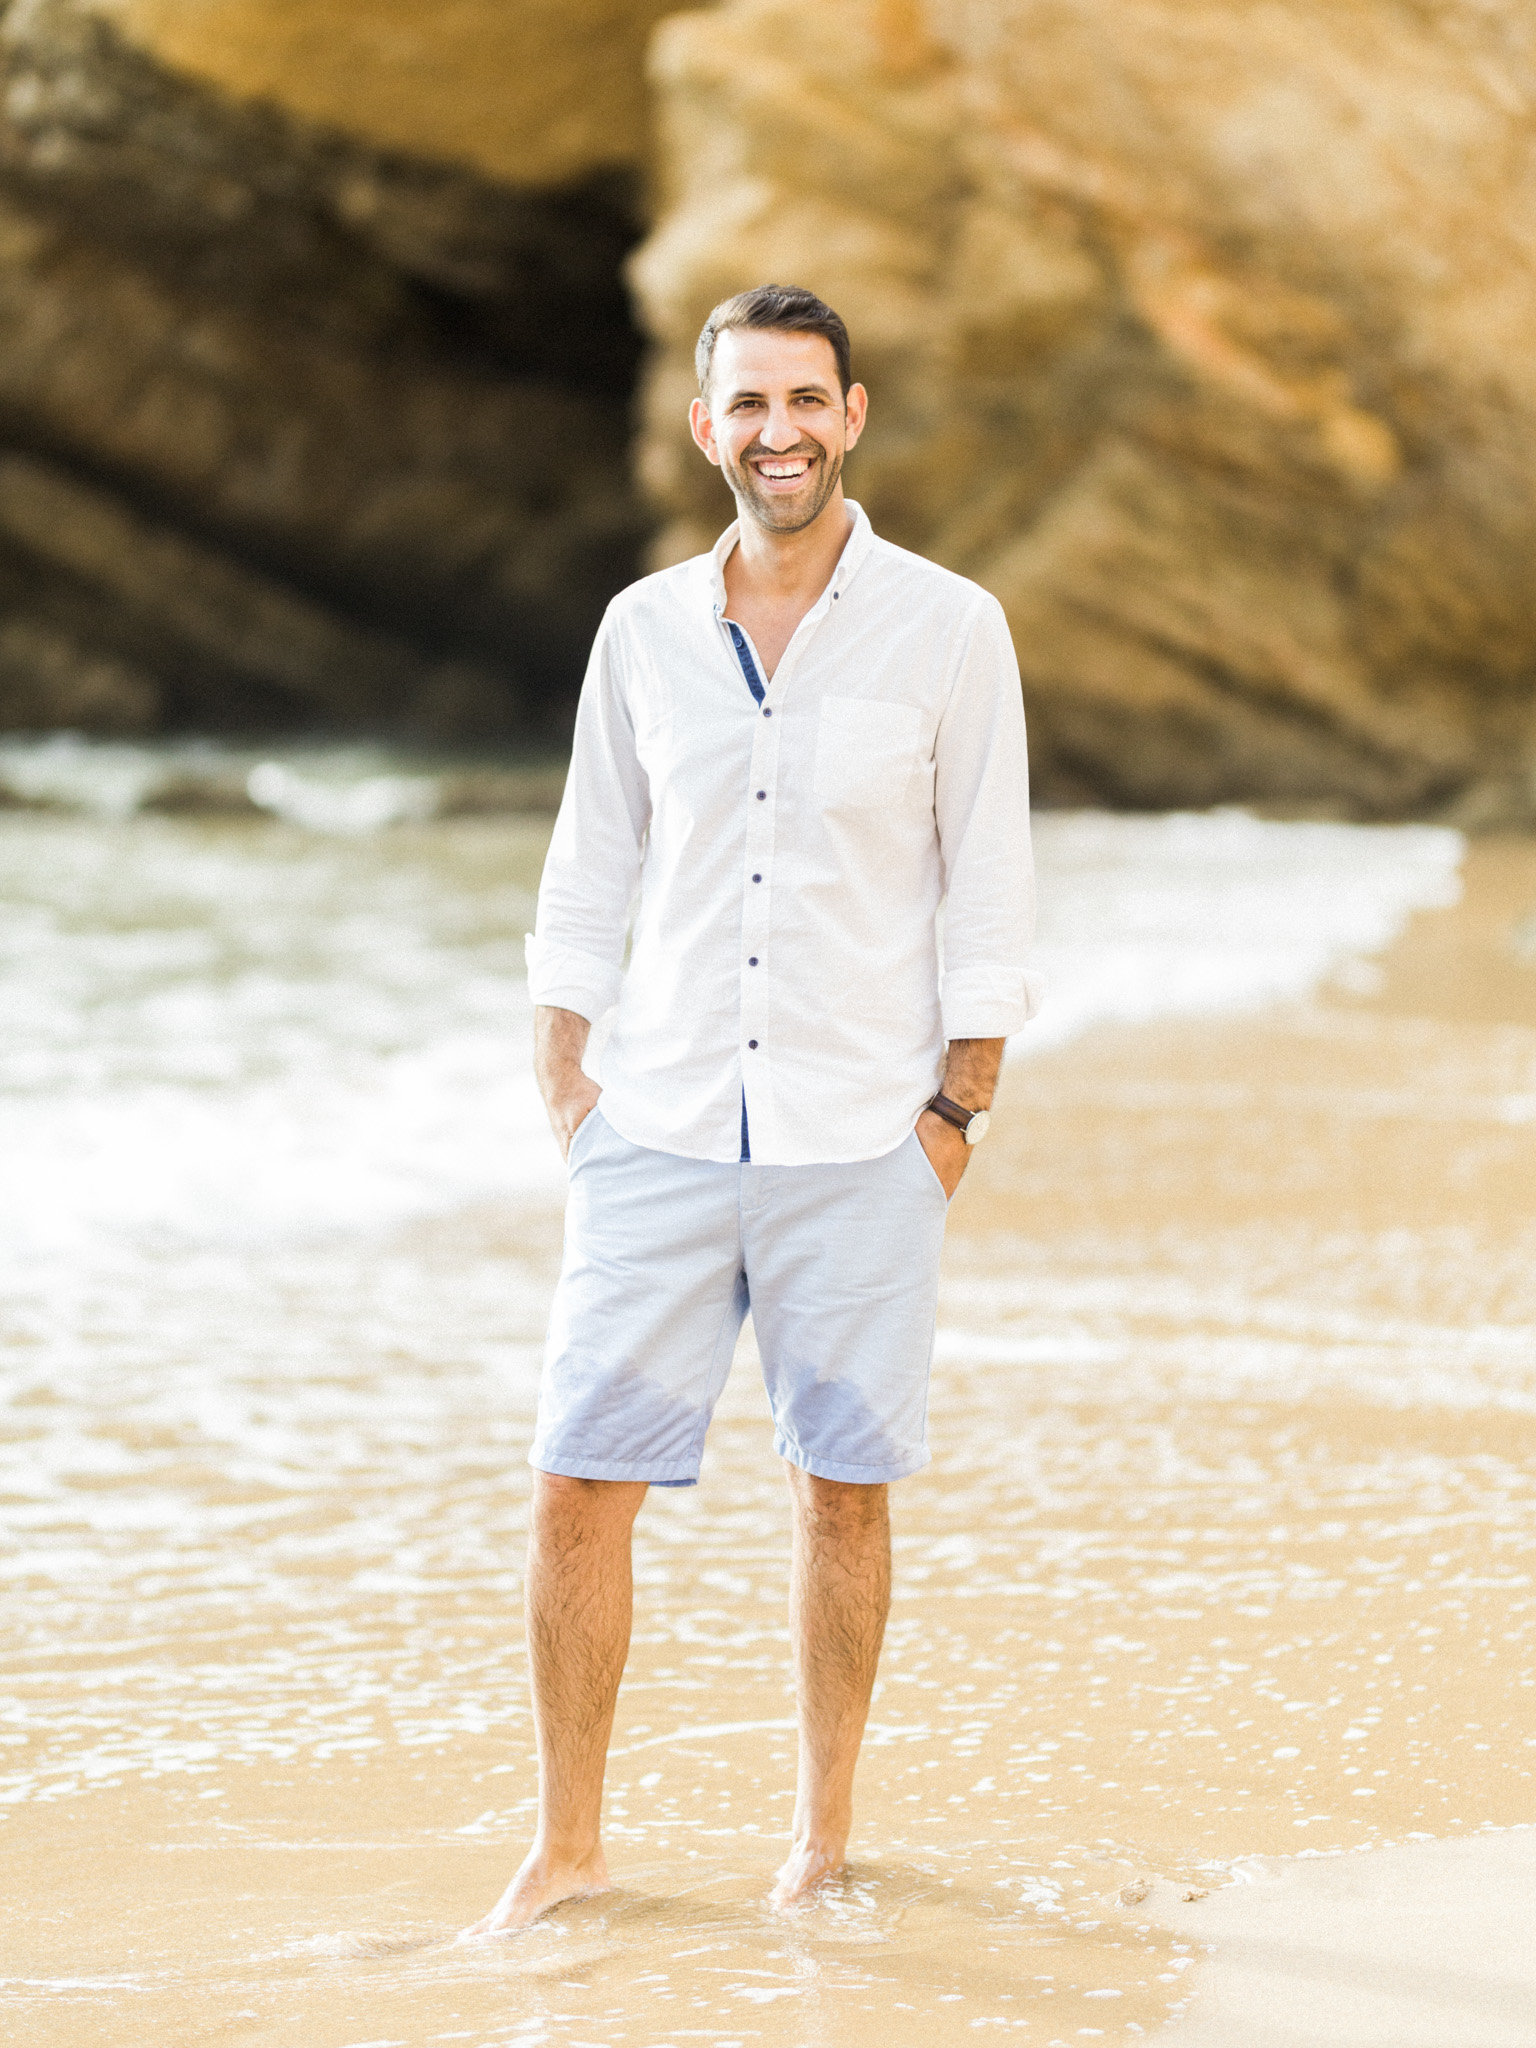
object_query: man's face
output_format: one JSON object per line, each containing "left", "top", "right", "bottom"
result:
{"left": 689, "top": 328, "right": 867, "bottom": 536}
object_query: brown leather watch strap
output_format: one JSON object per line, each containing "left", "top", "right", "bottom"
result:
{"left": 926, "top": 1092, "right": 978, "bottom": 1134}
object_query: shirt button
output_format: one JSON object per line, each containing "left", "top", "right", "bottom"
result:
{"left": 762, "top": 707, "right": 772, "bottom": 717}
{"left": 748, "top": 1039, "right": 758, "bottom": 1049}
{"left": 752, "top": 873, "right": 762, "bottom": 883}
{"left": 748, "top": 956, "right": 758, "bottom": 966}
{"left": 755, "top": 790, "right": 766, "bottom": 800}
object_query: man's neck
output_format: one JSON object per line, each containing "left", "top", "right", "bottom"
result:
{"left": 724, "top": 488, "right": 853, "bottom": 610}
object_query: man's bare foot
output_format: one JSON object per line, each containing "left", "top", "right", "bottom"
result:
{"left": 459, "top": 1844, "right": 610, "bottom": 1938}
{"left": 770, "top": 1837, "right": 847, "bottom": 1909}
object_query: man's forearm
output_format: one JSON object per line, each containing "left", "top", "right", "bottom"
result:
{"left": 938, "top": 1037, "right": 1005, "bottom": 1112}
{"left": 915, "top": 1037, "right": 1006, "bottom": 1200}
{"left": 535, "top": 1005, "right": 592, "bottom": 1096}
{"left": 535, "top": 1006, "right": 601, "bottom": 1157}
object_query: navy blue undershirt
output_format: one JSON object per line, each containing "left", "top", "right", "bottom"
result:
{"left": 725, "top": 619, "right": 766, "bottom": 705}
{"left": 724, "top": 619, "right": 766, "bottom": 1161}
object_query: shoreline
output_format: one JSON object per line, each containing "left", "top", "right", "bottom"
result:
{"left": 1057, "top": 833, "right": 1536, "bottom": 2045}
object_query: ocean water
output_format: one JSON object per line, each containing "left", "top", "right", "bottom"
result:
{"left": 0, "top": 737, "right": 1465, "bottom": 1256}
{"left": 7, "top": 738, "right": 1533, "bottom": 2048}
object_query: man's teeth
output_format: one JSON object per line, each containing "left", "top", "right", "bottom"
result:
{"left": 760, "top": 462, "right": 809, "bottom": 478}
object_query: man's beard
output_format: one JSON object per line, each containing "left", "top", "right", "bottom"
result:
{"left": 723, "top": 439, "right": 844, "bottom": 534}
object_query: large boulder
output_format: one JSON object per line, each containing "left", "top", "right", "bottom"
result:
{"left": 0, "top": 0, "right": 683, "bottom": 739}
{"left": 633, "top": 0, "right": 1536, "bottom": 817}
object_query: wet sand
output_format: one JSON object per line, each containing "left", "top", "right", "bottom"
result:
{"left": 3, "top": 821, "right": 1534, "bottom": 2046}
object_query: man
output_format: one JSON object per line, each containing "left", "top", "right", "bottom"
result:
{"left": 468, "top": 283, "right": 1035, "bottom": 1933}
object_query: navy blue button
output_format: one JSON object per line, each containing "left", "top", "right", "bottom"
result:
{"left": 748, "top": 956, "right": 758, "bottom": 966}
{"left": 752, "top": 872, "right": 762, "bottom": 882}
{"left": 747, "top": 1039, "right": 758, "bottom": 1049}
{"left": 762, "top": 706, "right": 772, "bottom": 717}
{"left": 756, "top": 790, "right": 766, "bottom": 800}
{"left": 833, "top": 590, "right": 840, "bottom": 600}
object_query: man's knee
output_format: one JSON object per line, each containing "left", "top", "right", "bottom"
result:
{"left": 532, "top": 1470, "right": 647, "bottom": 1532}
{"left": 786, "top": 1466, "right": 889, "bottom": 1527}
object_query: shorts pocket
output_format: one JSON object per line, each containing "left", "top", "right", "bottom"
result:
{"left": 566, "top": 1103, "right": 604, "bottom": 1171}
{"left": 909, "top": 1128, "right": 952, "bottom": 1206}
{"left": 813, "top": 696, "right": 923, "bottom": 810}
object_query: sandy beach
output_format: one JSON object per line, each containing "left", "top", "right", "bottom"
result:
{"left": 2, "top": 790, "right": 1533, "bottom": 2046}
{"left": 1138, "top": 1826, "right": 1536, "bottom": 2047}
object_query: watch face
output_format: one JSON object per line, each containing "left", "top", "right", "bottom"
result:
{"left": 963, "top": 1109, "right": 991, "bottom": 1146}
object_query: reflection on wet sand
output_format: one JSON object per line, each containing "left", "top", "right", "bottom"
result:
{"left": 2, "top": 804, "right": 1533, "bottom": 2046}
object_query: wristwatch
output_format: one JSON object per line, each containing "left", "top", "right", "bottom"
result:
{"left": 926, "top": 1092, "right": 992, "bottom": 1146}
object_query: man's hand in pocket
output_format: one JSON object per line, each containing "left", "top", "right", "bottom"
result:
{"left": 915, "top": 1107, "right": 969, "bottom": 1201}
{"left": 535, "top": 1005, "right": 603, "bottom": 1160}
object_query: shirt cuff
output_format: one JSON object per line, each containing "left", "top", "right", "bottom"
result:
{"left": 940, "top": 970, "right": 1040, "bottom": 1042}
{"left": 525, "top": 933, "right": 623, "bottom": 1023}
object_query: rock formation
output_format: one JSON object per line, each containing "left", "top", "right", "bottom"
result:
{"left": 0, "top": 0, "right": 681, "bottom": 739}
{"left": 634, "top": 0, "right": 1536, "bottom": 817}
{"left": 89, "top": 0, "right": 681, "bottom": 188}
{"left": 5, "top": 0, "right": 1535, "bottom": 816}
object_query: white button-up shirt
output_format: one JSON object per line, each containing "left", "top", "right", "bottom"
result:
{"left": 526, "top": 502, "right": 1038, "bottom": 1165}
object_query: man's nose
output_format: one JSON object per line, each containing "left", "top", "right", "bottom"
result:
{"left": 758, "top": 405, "right": 802, "bottom": 451}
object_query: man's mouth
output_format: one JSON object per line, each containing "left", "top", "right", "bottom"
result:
{"left": 752, "top": 456, "right": 813, "bottom": 484}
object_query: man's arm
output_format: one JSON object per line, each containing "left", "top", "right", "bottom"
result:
{"left": 931, "top": 598, "right": 1038, "bottom": 1045}
{"left": 525, "top": 608, "right": 649, "bottom": 1153}
{"left": 915, "top": 1036, "right": 1005, "bottom": 1199}
{"left": 918, "top": 596, "right": 1037, "bottom": 1197}
{"left": 525, "top": 607, "right": 651, "bottom": 1033}
{"left": 536, "top": 1006, "right": 602, "bottom": 1159}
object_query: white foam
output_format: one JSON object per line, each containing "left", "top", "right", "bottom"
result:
{"left": 0, "top": 731, "right": 195, "bottom": 819}
{"left": 1021, "top": 809, "right": 1464, "bottom": 1051}
{"left": 0, "top": 805, "right": 1465, "bottom": 1259}
{"left": 0, "top": 1031, "right": 563, "bottom": 1255}
{"left": 246, "top": 760, "right": 442, "bottom": 833}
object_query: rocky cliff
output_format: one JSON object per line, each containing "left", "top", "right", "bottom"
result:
{"left": 5, "top": 0, "right": 1535, "bottom": 817}
{"left": 0, "top": 0, "right": 680, "bottom": 739}
{"left": 634, "top": 0, "right": 1536, "bottom": 818}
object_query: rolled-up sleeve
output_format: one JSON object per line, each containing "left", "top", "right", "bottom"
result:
{"left": 933, "top": 596, "right": 1039, "bottom": 1040}
{"left": 525, "top": 608, "right": 649, "bottom": 1024}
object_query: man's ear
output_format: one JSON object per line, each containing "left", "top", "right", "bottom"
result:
{"left": 843, "top": 382, "right": 869, "bottom": 454}
{"left": 689, "top": 396, "right": 723, "bottom": 467}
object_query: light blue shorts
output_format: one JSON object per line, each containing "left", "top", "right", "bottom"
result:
{"left": 530, "top": 1109, "right": 950, "bottom": 1488}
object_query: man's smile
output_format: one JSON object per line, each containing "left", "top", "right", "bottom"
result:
{"left": 749, "top": 451, "right": 817, "bottom": 489}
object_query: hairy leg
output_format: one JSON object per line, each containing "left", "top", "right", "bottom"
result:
{"left": 462, "top": 1472, "right": 647, "bottom": 1935}
{"left": 772, "top": 1468, "right": 891, "bottom": 1907}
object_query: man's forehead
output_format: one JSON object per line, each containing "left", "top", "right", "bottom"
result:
{"left": 711, "top": 326, "right": 841, "bottom": 397}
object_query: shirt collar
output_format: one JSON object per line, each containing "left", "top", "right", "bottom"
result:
{"left": 708, "top": 498, "right": 874, "bottom": 616}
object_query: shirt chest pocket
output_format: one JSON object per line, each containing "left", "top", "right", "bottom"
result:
{"left": 812, "top": 696, "right": 923, "bottom": 810}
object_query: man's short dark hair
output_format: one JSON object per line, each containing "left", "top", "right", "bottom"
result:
{"left": 695, "top": 284, "right": 852, "bottom": 399}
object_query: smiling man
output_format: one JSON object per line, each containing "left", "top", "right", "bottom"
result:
{"left": 468, "top": 284, "right": 1037, "bottom": 1932}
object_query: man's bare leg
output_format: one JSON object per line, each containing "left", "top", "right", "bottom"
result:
{"left": 463, "top": 1472, "right": 647, "bottom": 1935}
{"left": 771, "top": 1468, "right": 891, "bottom": 1907}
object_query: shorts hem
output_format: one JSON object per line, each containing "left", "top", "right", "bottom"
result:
{"left": 773, "top": 1435, "right": 930, "bottom": 1485}
{"left": 529, "top": 1449, "right": 700, "bottom": 1486}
